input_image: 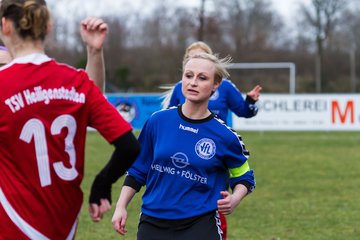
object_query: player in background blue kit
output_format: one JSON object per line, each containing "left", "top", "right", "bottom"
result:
{"left": 112, "top": 53, "right": 256, "bottom": 240}
{"left": 162, "top": 41, "right": 261, "bottom": 239}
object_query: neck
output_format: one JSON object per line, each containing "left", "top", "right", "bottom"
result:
{"left": 8, "top": 40, "right": 45, "bottom": 59}
{"left": 182, "top": 101, "right": 211, "bottom": 120}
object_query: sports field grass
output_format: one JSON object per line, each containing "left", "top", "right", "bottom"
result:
{"left": 76, "top": 131, "right": 360, "bottom": 240}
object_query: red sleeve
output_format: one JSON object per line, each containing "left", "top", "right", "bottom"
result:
{"left": 86, "top": 80, "right": 132, "bottom": 143}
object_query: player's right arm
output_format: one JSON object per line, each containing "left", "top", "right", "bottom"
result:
{"left": 81, "top": 16, "right": 108, "bottom": 92}
{"left": 111, "top": 117, "right": 155, "bottom": 234}
{"left": 112, "top": 185, "right": 137, "bottom": 235}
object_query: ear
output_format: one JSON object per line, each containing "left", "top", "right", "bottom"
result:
{"left": 46, "top": 19, "right": 53, "bottom": 34}
{"left": 1, "top": 17, "right": 12, "bottom": 35}
{"left": 212, "top": 80, "right": 220, "bottom": 92}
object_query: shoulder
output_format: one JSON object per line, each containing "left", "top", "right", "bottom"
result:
{"left": 144, "top": 107, "right": 178, "bottom": 131}
{"left": 221, "top": 79, "right": 237, "bottom": 89}
{"left": 174, "top": 81, "right": 182, "bottom": 90}
{"left": 220, "top": 79, "right": 242, "bottom": 96}
{"left": 53, "top": 61, "right": 88, "bottom": 77}
{"left": 150, "top": 106, "right": 177, "bottom": 121}
{"left": 213, "top": 116, "right": 246, "bottom": 144}
{"left": 212, "top": 116, "right": 238, "bottom": 136}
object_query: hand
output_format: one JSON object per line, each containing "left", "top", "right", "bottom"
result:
{"left": 112, "top": 206, "right": 128, "bottom": 235}
{"left": 80, "top": 16, "right": 108, "bottom": 51}
{"left": 217, "top": 191, "right": 235, "bottom": 215}
{"left": 89, "top": 198, "right": 112, "bottom": 222}
{"left": 246, "top": 85, "right": 262, "bottom": 101}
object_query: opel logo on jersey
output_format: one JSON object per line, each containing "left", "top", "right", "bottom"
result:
{"left": 195, "top": 138, "right": 216, "bottom": 160}
{"left": 171, "top": 152, "right": 190, "bottom": 168}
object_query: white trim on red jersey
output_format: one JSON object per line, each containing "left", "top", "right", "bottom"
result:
{"left": 0, "top": 187, "right": 49, "bottom": 239}
{"left": 0, "top": 53, "right": 51, "bottom": 71}
{"left": 0, "top": 186, "right": 79, "bottom": 239}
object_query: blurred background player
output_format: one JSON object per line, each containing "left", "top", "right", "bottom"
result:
{"left": 0, "top": 0, "right": 140, "bottom": 239}
{"left": 112, "top": 53, "right": 255, "bottom": 239}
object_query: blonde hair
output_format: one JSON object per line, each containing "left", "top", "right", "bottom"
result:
{"left": 183, "top": 52, "right": 231, "bottom": 84}
{"left": 0, "top": 0, "right": 50, "bottom": 41}
{"left": 183, "top": 41, "right": 213, "bottom": 62}
{"left": 162, "top": 41, "right": 214, "bottom": 109}
{"left": 160, "top": 87, "right": 174, "bottom": 109}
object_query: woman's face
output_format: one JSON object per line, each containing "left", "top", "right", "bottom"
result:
{"left": 182, "top": 58, "right": 219, "bottom": 104}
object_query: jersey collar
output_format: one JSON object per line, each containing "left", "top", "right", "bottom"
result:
{"left": 10, "top": 53, "right": 51, "bottom": 65}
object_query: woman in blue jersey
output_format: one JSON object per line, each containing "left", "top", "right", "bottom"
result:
{"left": 112, "top": 53, "right": 255, "bottom": 240}
{"left": 162, "top": 41, "right": 261, "bottom": 239}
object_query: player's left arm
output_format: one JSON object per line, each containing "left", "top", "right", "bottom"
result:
{"left": 226, "top": 81, "right": 261, "bottom": 118}
{"left": 246, "top": 85, "right": 262, "bottom": 102}
{"left": 218, "top": 132, "right": 255, "bottom": 215}
{"left": 81, "top": 16, "right": 108, "bottom": 92}
{"left": 217, "top": 184, "right": 248, "bottom": 215}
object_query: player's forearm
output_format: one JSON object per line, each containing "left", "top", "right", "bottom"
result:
{"left": 85, "top": 46, "right": 105, "bottom": 92}
{"left": 231, "top": 184, "right": 249, "bottom": 208}
{"left": 116, "top": 186, "right": 137, "bottom": 209}
{"left": 89, "top": 131, "right": 140, "bottom": 204}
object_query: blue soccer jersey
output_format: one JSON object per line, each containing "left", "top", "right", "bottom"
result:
{"left": 169, "top": 79, "right": 258, "bottom": 124}
{"left": 128, "top": 105, "right": 255, "bottom": 220}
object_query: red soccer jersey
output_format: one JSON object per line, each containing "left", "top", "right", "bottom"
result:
{"left": 0, "top": 54, "right": 132, "bottom": 239}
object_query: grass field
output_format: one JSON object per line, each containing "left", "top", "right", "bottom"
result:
{"left": 76, "top": 131, "right": 360, "bottom": 240}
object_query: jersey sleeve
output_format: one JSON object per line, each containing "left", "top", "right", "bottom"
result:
{"left": 168, "top": 82, "right": 182, "bottom": 107}
{"left": 225, "top": 132, "right": 255, "bottom": 192}
{"left": 225, "top": 80, "right": 258, "bottom": 118}
{"left": 85, "top": 73, "right": 132, "bottom": 143}
{"left": 127, "top": 118, "right": 154, "bottom": 186}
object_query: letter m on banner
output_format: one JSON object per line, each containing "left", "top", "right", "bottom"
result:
{"left": 331, "top": 100, "right": 354, "bottom": 124}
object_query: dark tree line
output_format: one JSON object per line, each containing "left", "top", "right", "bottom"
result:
{"left": 45, "top": 0, "right": 359, "bottom": 93}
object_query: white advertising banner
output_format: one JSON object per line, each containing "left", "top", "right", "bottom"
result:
{"left": 232, "top": 94, "right": 360, "bottom": 131}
